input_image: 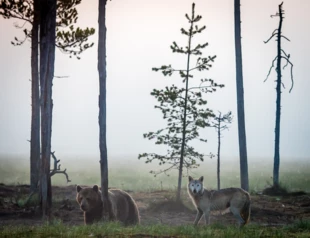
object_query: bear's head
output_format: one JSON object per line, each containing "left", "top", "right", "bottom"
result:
{"left": 76, "top": 185, "right": 102, "bottom": 212}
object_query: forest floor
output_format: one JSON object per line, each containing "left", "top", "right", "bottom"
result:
{"left": 0, "top": 184, "right": 310, "bottom": 228}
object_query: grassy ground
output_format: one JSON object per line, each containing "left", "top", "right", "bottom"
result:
{"left": 0, "top": 156, "right": 309, "bottom": 193}
{"left": 1, "top": 220, "right": 310, "bottom": 238}
{"left": 1, "top": 156, "right": 310, "bottom": 237}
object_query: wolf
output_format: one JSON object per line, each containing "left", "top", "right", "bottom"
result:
{"left": 187, "top": 176, "right": 251, "bottom": 226}
{"left": 76, "top": 185, "right": 140, "bottom": 225}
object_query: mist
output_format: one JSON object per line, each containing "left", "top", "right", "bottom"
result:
{"left": 0, "top": 0, "right": 309, "bottom": 166}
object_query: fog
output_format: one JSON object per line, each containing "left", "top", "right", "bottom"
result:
{"left": 0, "top": 0, "right": 309, "bottom": 165}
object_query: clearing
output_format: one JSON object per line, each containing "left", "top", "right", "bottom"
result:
{"left": 0, "top": 184, "right": 310, "bottom": 227}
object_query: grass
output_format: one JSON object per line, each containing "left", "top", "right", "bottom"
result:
{"left": 1, "top": 221, "right": 310, "bottom": 238}
{"left": 0, "top": 156, "right": 309, "bottom": 193}
{"left": 16, "top": 193, "right": 39, "bottom": 207}
{"left": 287, "top": 219, "right": 310, "bottom": 232}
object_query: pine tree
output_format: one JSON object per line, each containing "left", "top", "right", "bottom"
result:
{"left": 139, "top": 3, "right": 223, "bottom": 202}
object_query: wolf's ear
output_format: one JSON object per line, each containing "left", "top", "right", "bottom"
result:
{"left": 76, "top": 185, "right": 82, "bottom": 193}
{"left": 188, "top": 176, "right": 193, "bottom": 182}
{"left": 198, "top": 176, "right": 204, "bottom": 182}
{"left": 93, "top": 185, "right": 99, "bottom": 192}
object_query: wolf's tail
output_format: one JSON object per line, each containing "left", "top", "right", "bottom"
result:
{"left": 241, "top": 193, "right": 251, "bottom": 225}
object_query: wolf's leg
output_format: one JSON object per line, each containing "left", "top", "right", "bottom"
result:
{"left": 194, "top": 208, "right": 203, "bottom": 226}
{"left": 230, "top": 207, "right": 245, "bottom": 227}
{"left": 204, "top": 209, "right": 210, "bottom": 225}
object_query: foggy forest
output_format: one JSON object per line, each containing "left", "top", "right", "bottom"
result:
{"left": 0, "top": 0, "right": 309, "bottom": 237}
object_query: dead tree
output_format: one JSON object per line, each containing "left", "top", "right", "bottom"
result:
{"left": 211, "top": 111, "right": 233, "bottom": 190}
{"left": 264, "top": 2, "right": 294, "bottom": 187}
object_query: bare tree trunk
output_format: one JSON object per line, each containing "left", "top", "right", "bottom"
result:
{"left": 30, "top": 0, "right": 40, "bottom": 193}
{"left": 98, "top": 0, "right": 112, "bottom": 220}
{"left": 217, "top": 115, "right": 221, "bottom": 190}
{"left": 234, "top": 0, "right": 249, "bottom": 191}
{"left": 273, "top": 3, "right": 283, "bottom": 187}
{"left": 177, "top": 6, "right": 194, "bottom": 202}
{"left": 39, "top": 0, "right": 56, "bottom": 219}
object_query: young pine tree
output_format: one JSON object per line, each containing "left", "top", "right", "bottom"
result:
{"left": 139, "top": 3, "right": 223, "bottom": 202}
{"left": 210, "top": 111, "right": 233, "bottom": 190}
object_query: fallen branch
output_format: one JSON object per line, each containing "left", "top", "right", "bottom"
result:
{"left": 50, "top": 151, "right": 71, "bottom": 183}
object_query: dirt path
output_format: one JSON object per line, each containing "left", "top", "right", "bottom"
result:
{"left": 0, "top": 185, "right": 309, "bottom": 227}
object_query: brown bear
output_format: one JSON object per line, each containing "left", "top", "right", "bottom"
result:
{"left": 76, "top": 185, "right": 140, "bottom": 225}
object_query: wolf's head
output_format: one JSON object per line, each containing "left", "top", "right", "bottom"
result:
{"left": 188, "top": 176, "right": 204, "bottom": 195}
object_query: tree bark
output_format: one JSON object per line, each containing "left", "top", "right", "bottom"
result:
{"left": 30, "top": 0, "right": 40, "bottom": 193}
{"left": 273, "top": 2, "right": 284, "bottom": 187}
{"left": 177, "top": 5, "right": 194, "bottom": 202}
{"left": 39, "top": 0, "right": 56, "bottom": 219}
{"left": 234, "top": 0, "right": 249, "bottom": 191}
{"left": 98, "top": 0, "right": 112, "bottom": 220}
{"left": 217, "top": 115, "right": 221, "bottom": 190}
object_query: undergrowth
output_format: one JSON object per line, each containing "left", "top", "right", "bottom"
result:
{"left": 1, "top": 221, "right": 310, "bottom": 238}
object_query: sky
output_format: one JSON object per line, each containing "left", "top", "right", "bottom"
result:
{"left": 0, "top": 0, "right": 309, "bottom": 164}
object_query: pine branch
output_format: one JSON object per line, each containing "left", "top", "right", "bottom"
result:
{"left": 281, "top": 35, "right": 290, "bottom": 42}
{"left": 280, "top": 56, "right": 294, "bottom": 93}
{"left": 264, "top": 32, "right": 277, "bottom": 44}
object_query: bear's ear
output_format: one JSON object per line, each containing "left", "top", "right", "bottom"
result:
{"left": 93, "top": 185, "right": 99, "bottom": 192}
{"left": 76, "top": 185, "right": 82, "bottom": 193}
{"left": 198, "top": 176, "right": 204, "bottom": 182}
{"left": 188, "top": 176, "right": 193, "bottom": 182}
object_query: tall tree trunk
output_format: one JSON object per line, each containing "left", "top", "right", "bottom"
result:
{"left": 98, "top": 0, "right": 112, "bottom": 220}
{"left": 273, "top": 3, "right": 283, "bottom": 187}
{"left": 234, "top": 0, "right": 249, "bottom": 191}
{"left": 30, "top": 0, "right": 40, "bottom": 193}
{"left": 177, "top": 5, "right": 194, "bottom": 202}
{"left": 39, "top": 0, "right": 56, "bottom": 219}
{"left": 217, "top": 115, "right": 221, "bottom": 190}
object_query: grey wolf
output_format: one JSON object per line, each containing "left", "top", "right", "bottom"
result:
{"left": 187, "top": 176, "right": 251, "bottom": 226}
